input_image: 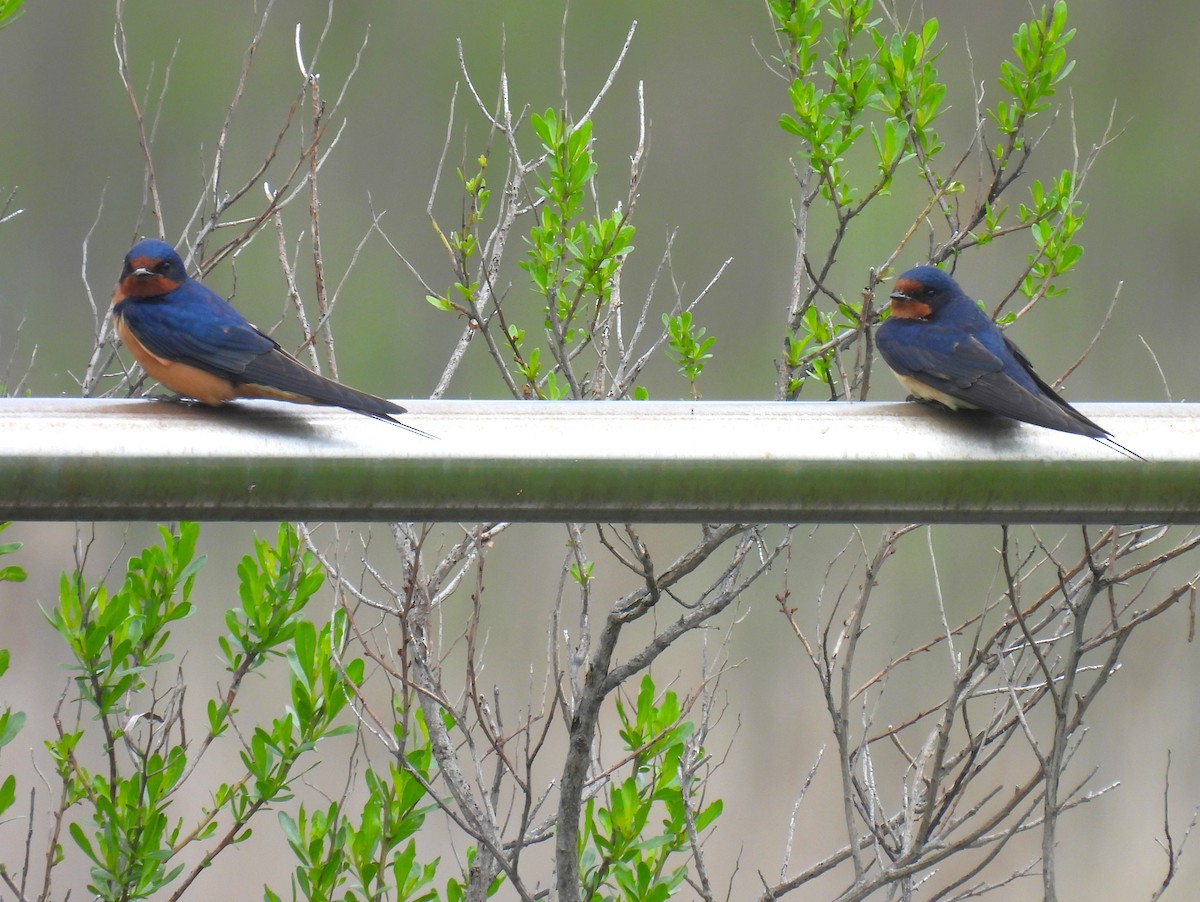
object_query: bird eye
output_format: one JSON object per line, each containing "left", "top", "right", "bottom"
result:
{"left": 155, "top": 261, "right": 173, "bottom": 275}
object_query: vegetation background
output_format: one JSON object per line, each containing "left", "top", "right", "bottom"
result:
{"left": 1, "top": 1, "right": 1199, "bottom": 899}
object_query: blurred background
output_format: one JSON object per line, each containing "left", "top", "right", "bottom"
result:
{"left": 1, "top": 1, "right": 1199, "bottom": 898}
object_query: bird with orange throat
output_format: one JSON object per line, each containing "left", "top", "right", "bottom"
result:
{"left": 112, "top": 238, "right": 430, "bottom": 436}
{"left": 875, "top": 265, "right": 1138, "bottom": 458}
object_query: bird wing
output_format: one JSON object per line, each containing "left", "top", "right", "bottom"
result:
{"left": 117, "top": 281, "right": 277, "bottom": 379}
{"left": 115, "top": 275, "right": 432, "bottom": 434}
{"left": 995, "top": 335, "right": 1110, "bottom": 437}
{"left": 120, "top": 286, "right": 406, "bottom": 418}
{"left": 877, "top": 322, "right": 1109, "bottom": 438}
{"left": 234, "top": 344, "right": 406, "bottom": 418}
{"left": 877, "top": 322, "right": 1005, "bottom": 391}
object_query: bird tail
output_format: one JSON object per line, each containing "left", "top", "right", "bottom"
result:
{"left": 236, "top": 348, "right": 436, "bottom": 438}
{"left": 1094, "top": 435, "right": 1144, "bottom": 461}
{"left": 366, "top": 408, "right": 438, "bottom": 439}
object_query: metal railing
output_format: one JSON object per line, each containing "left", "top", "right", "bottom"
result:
{"left": 0, "top": 398, "right": 1193, "bottom": 523}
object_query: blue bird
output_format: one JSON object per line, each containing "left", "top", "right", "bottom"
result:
{"left": 112, "top": 238, "right": 430, "bottom": 436}
{"left": 875, "top": 265, "right": 1138, "bottom": 458}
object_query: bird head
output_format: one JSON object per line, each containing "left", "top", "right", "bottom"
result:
{"left": 117, "top": 239, "right": 187, "bottom": 299}
{"left": 887, "top": 265, "right": 963, "bottom": 320}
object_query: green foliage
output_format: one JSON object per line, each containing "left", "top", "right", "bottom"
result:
{"left": 0, "top": 521, "right": 25, "bottom": 583}
{"left": 271, "top": 715, "right": 441, "bottom": 901}
{"left": 64, "top": 749, "right": 188, "bottom": 899}
{"left": 770, "top": 0, "right": 1086, "bottom": 395}
{"left": 571, "top": 558, "right": 595, "bottom": 587}
{"left": 427, "top": 99, "right": 650, "bottom": 400}
{"left": 578, "top": 675, "right": 721, "bottom": 902}
{"left": 0, "top": 0, "right": 24, "bottom": 30}
{"left": 1018, "top": 170, "right": 1085, "bottom": 299}
{"left": 990, "top": 1, "right": 1075, "bottom": 149}
{"left": 662, "top": 312, "right": 716, "bottom": 398}
{"left": 2, "top": 523, "right": 454, "bottom": 900}
{"left": 46, "top": 523, "right": 201, "bottom": 721}
{"left": 775, "top": 0, "right": 945, "bottom": 208}
{"left": 216, "top": 523, "right": 322, "bottom": 682}
{"left": 784, "top": 301, "right": 864, "bottom": 393}
{"left": 0, "top": 524, "right": 26, "bottom": 807}
{"left": 871, "top": 18, "right": 946, "bottom": 166}
{"left": 0, "top": 528, "right": 23, "bottom": 814}
{"left": 427, "top": 156, "right": 492, "bottom": 317}
{"left": 771, "top": 0, "right": 946, "bottom": 393}
{"left": 42, "top": 524, "right": 202, "bottom": 898}
{"left": 517, "top": 109, "right": 636, "bottom": 397}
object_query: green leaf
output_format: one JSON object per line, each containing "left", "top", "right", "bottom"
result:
{"left": 0, "top": 774, "right": 15, "bottom": 816}
{"left": 0, "top": 709, "right": 24, "bottom": 748}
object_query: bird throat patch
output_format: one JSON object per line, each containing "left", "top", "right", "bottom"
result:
{"left": 888, "top": 276, "right": 933, "bottom": 319}
{"left": 889, "top": 297, "right": 933, "bottom": 319}
{"left": 120, "top": 274, "right": 179, "bottom": 298}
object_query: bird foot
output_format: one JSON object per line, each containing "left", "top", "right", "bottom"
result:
{"left": 905, "top": 394, "right": 951, "bottom": 411}
{"left": 148, "top": 393, "right": 202, "bottom": 407}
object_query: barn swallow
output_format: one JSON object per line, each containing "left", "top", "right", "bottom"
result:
{"left": 875, "top": 265, "right": 1139, "bottom": 458}
{"left": 112, "top": 238, "right": 431, "bottom": 436}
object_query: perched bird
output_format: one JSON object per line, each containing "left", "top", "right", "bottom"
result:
{"left": 112, "top": 238, "right": 430, "bottom": 436}
{"left": 875, "top": 265, "right": 1138, "bottom": 458}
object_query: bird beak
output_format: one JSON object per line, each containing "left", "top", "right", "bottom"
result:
{"left": 130, "top": 266, "right": 153, "bottom": 278}
{"left": 888, "top": 288, "right": 910, "bottom": 302}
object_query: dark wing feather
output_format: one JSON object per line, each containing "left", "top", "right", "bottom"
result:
{"left": 119, "top": 280, "right": 427, "bottom": 431}
{"left": 236, "top": 346, "right": 406, "bottom": 419}
{"left": 877, "top": 320, "right": 1109, "bottom": 438}
{"left": 996, "top": 335, "right": 1110, "bottom": 437}
{"left": 117, "top": 282, "right": 276, "bottom": 377}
